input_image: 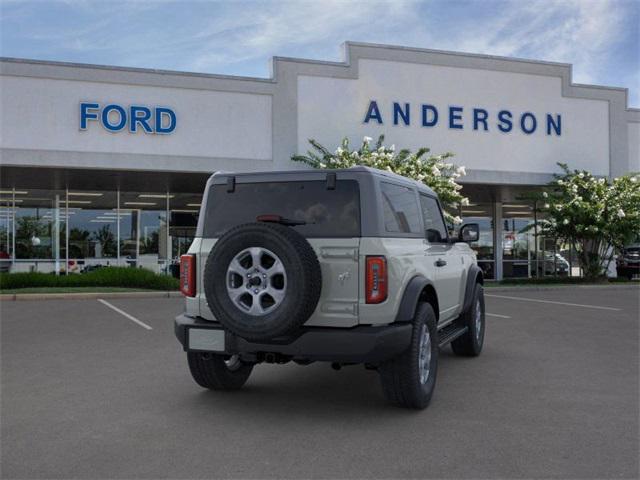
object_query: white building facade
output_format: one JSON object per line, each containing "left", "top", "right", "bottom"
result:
{"left": 1, "top": 42, "right": 638, "bottom": 279}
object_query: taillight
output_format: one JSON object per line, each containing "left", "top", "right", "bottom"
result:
{"left": 180, "top": 254, "right": 196, "bottom": 297}
{"left": 366, "top": 256, "right": 387, "bottom": 304}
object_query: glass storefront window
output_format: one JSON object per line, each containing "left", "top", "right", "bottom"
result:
{"left": 460, "top": 203, "right": 495, "bottom": 279}
{"left": 502, "top": 203, "right": 535, "bottom": 278}
{"left": 168, "top": 193, "right": 201, "bottom": 277}
{"left": 12, "top": 189, "right": 66, "bottom": 273}
{"left": 0, "top": 194, "right": 15, "bottom": 272}
{"left": 120, "top": 192, "right": 169, "bottom": 273}
{"left": 66, "top": 191, "right": 118, "bottom": 272}
{"left": 0, "top": 187, "right": 200, "bottom": 275}
{"left": 118, "top": 207, "right": 137, "bottom": 268}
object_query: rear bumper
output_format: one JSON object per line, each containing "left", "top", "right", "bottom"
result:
{"left": 174, "top": 314, "right": 411, "bottom": 364}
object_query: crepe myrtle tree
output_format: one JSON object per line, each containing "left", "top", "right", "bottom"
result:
{"left": 536, "top": 163, "right": 640, "bottom": 279}
{"left": 292, "top": 135, "right": 469, "bottom": 224}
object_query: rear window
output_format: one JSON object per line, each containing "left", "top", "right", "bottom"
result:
{"left": 203, "top": 180, "right": 360, "bottom": 237}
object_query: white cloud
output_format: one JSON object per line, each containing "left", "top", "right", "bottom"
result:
{"left": 178, "top": 0, "right": 635, "bottom": 95}
{"left": 1, "top": 0, "right": 636, "bottom": 103}
{"left": 428, "top": 0, "right": 631, "bottom": 86}
{"left": 183, "top": 0, "right": 419, "bottom": 71}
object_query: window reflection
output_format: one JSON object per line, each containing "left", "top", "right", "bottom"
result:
{"left": 0, "top": 197, "right": 13, "bottom": 272}
{"left": 120, "top": 192, "right": 169, "bottom": 273}
{"left": 67, "top": 191, "right": 118, "bottom": 271}
{"left": 14, "top": 190, "right": 63, "bottom": 264}
{"left": 502, "top": 203, "right": 535, "bottom": 278}
{"left": 460, "top": 203, "right": 494, "bottom": 279}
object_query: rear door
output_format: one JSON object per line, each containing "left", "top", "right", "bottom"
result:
{"left": 199, "top": 178, "right": 361, "bottom": 327}
{"left": 419, "top": 194, "right": 464, "bottom": 320}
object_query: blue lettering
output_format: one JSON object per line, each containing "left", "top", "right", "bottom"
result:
{"left": 421, "top": 104, "right": 438, "bottom": 127}
{"left": 101, "top": 104, "right": 127, "bottom": 132}
{"left": 393, "top": 102, "right": 410, "bottom": 126}
{"left": 546, "top": 114, "right": 561, "bottom": 136}
{"left": 363, "top": 100, "right": 383, "bottom": 124}
{"left": 520, "top": 112, "right": 537, "bottom": 134}
{"left": 449, "top": 106, "right": 463, "bottom": 129}
{"left": 497, "top": 110, "right": 513, "bottom": 132}
{"left": 130, "top": 105, "right": 153, "bottom": 133}
{"left": 473, "top": 108, "right": 489, "bottom": 131}
{"left": 80, "top": 102, "right": 99, "bottom": 130}
{"left": 155, "top": 107, "right": 176, "bottom": 134}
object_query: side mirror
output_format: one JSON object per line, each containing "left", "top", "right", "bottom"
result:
{"left": 426, "top": 228, "right": 443, "bottom": 243}
{"left": 458, "top": 223, "right": 479, "bottom": 243}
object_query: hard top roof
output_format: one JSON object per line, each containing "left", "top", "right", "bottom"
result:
{"left": 209, "top": 166, "right": 437, "bottom": 196}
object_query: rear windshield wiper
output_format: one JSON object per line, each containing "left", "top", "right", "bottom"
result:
{"left": 256, "top": 214, "right": 307, "bottom": 227}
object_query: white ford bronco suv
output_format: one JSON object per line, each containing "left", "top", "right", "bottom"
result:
{"left": 175, "top": 167, "right": 485, "bottom": 409}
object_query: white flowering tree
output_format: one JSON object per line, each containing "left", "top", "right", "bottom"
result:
{"left": 292, "top": 135, "right": 469, "bottom": 224}
{"left": 537, "top": 163, "right": 640, "bottom": 279}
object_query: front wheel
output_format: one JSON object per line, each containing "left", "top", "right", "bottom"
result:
{"left": 187, "top": 352, "right": 253, "bottom": 390}
{"left": 451, "top": 283, "right": 485, "bottom": 357}
{"left": 378, "top": 303, "right": 438, "bottom": 409}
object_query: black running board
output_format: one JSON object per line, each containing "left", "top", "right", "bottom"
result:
{"left": 438, "top": 325, "right": 468, "bottom": 348}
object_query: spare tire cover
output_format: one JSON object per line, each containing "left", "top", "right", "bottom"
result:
{"left": 204, "top": 222, "right": 322, "bottom": 341}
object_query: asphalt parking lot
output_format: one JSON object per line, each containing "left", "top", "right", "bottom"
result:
{"left": 1, "top": 286, "right": 638, "bottom": 479}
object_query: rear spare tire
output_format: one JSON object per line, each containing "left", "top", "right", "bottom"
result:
{"left": 204, "top": 222, "right": 322, "bottom": 341}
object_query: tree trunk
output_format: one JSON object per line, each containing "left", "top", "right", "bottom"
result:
{"left": 578, "top": 238, "right": 608, "bottom": 280}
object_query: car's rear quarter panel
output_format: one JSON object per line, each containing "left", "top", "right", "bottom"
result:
{"left": 359, "top": 237, "right": 435, "bottom": 326}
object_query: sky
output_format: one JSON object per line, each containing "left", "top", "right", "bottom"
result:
{"left": 1, "top": 0, "right": 638, "bottom": 106}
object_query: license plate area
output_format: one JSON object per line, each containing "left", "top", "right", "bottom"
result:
{"left": 188, "top": 328, "right": 226, "bottom": 352}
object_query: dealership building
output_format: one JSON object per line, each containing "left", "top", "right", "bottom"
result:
{"left": 1, "top": 42, "right": 638, "bottom": 280}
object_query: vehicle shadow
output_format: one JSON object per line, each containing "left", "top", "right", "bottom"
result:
{"left": 176, "top": 351, "right": 466, "bottom": 420}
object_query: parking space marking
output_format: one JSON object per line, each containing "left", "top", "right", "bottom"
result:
{"left": 97, "top": 299, "right": 153, "bottom": 330}
{"left": 486, "top": 312, "right": 511, "bottom": 318}
{"left": 485, "top": 294, "right": 621, "bottom": 311}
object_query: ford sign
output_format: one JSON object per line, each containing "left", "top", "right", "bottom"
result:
{"left": 80, "top": 103, "right": 176, "bottom": 134}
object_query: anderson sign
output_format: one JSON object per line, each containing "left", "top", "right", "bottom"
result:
{"left": 363, "top": 100, "right": 562, "bottom": 136}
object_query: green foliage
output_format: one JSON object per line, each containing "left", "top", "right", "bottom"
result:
{"left": 535, "top": 163, "right": 640, "bottom": 279}
{"left": 292, "top": 135, "right": 469, "bottom": 223}
{"left": 15, "top": 216, "right": 52, "bottom": 259}
{"left": 0, "top": 267, "right": 179, "bottom": 290}
{"left": 92, "top": 225, "right": 117, "bottom": 257}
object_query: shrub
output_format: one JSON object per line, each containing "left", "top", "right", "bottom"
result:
{"left": 535, "top": 163, "right": 640, "bottom": 279}
{"left": 0, "top": 267, "right": 179, "bottom": 290}
{"left": 292, "top": 135, "right": 468, "bottom": 224}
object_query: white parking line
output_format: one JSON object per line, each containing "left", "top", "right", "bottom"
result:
{"left": 485, "top": 294, "right": 621, "bottom": 311}
{"left": 97, "top": 299, "right": 153, "bottom": 330}
{"left": 486, "top": 312, "right": 511, "bottom": 319}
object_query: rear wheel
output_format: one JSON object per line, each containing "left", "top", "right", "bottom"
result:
{"left": 187, "top": 352, "right": 253, "bottom": 390}
{"left": 378, "top": 303, "right": 438, "bottom": 409}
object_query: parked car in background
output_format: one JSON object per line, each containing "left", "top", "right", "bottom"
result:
{"left": 0, "top": 250, "right": 11, "bottom": 273}
{"left": 538, "top": 252, "right": 570, "bottom": 276}
{"left": 616, "top": 243, "right": 640, "bottom": 280}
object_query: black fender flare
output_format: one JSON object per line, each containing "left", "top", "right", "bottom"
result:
{"left": 394, "top": 276, "right": 436, "bottom": 323}
{"left": 461, "top": 264, "right": 484, "bottom": 314}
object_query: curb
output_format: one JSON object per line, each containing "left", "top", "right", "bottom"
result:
{"left": 0, "top": 291, "right": 182, "bottom": 301}
{"left": 485, "top": 283, "right": 640, "bottom": 293}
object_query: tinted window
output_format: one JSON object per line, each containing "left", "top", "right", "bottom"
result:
{"left": 204, "top": 180, "right": 360, "bottom": 237}
{"left": 420, "top": 194, "right": 448, "bottom": 243}
{"left": 380, "top": 182, "right": 421, "bottom": 234}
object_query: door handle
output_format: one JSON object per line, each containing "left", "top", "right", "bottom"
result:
{"left": 435, "top": 259, "right": 447, "bottom": 267}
